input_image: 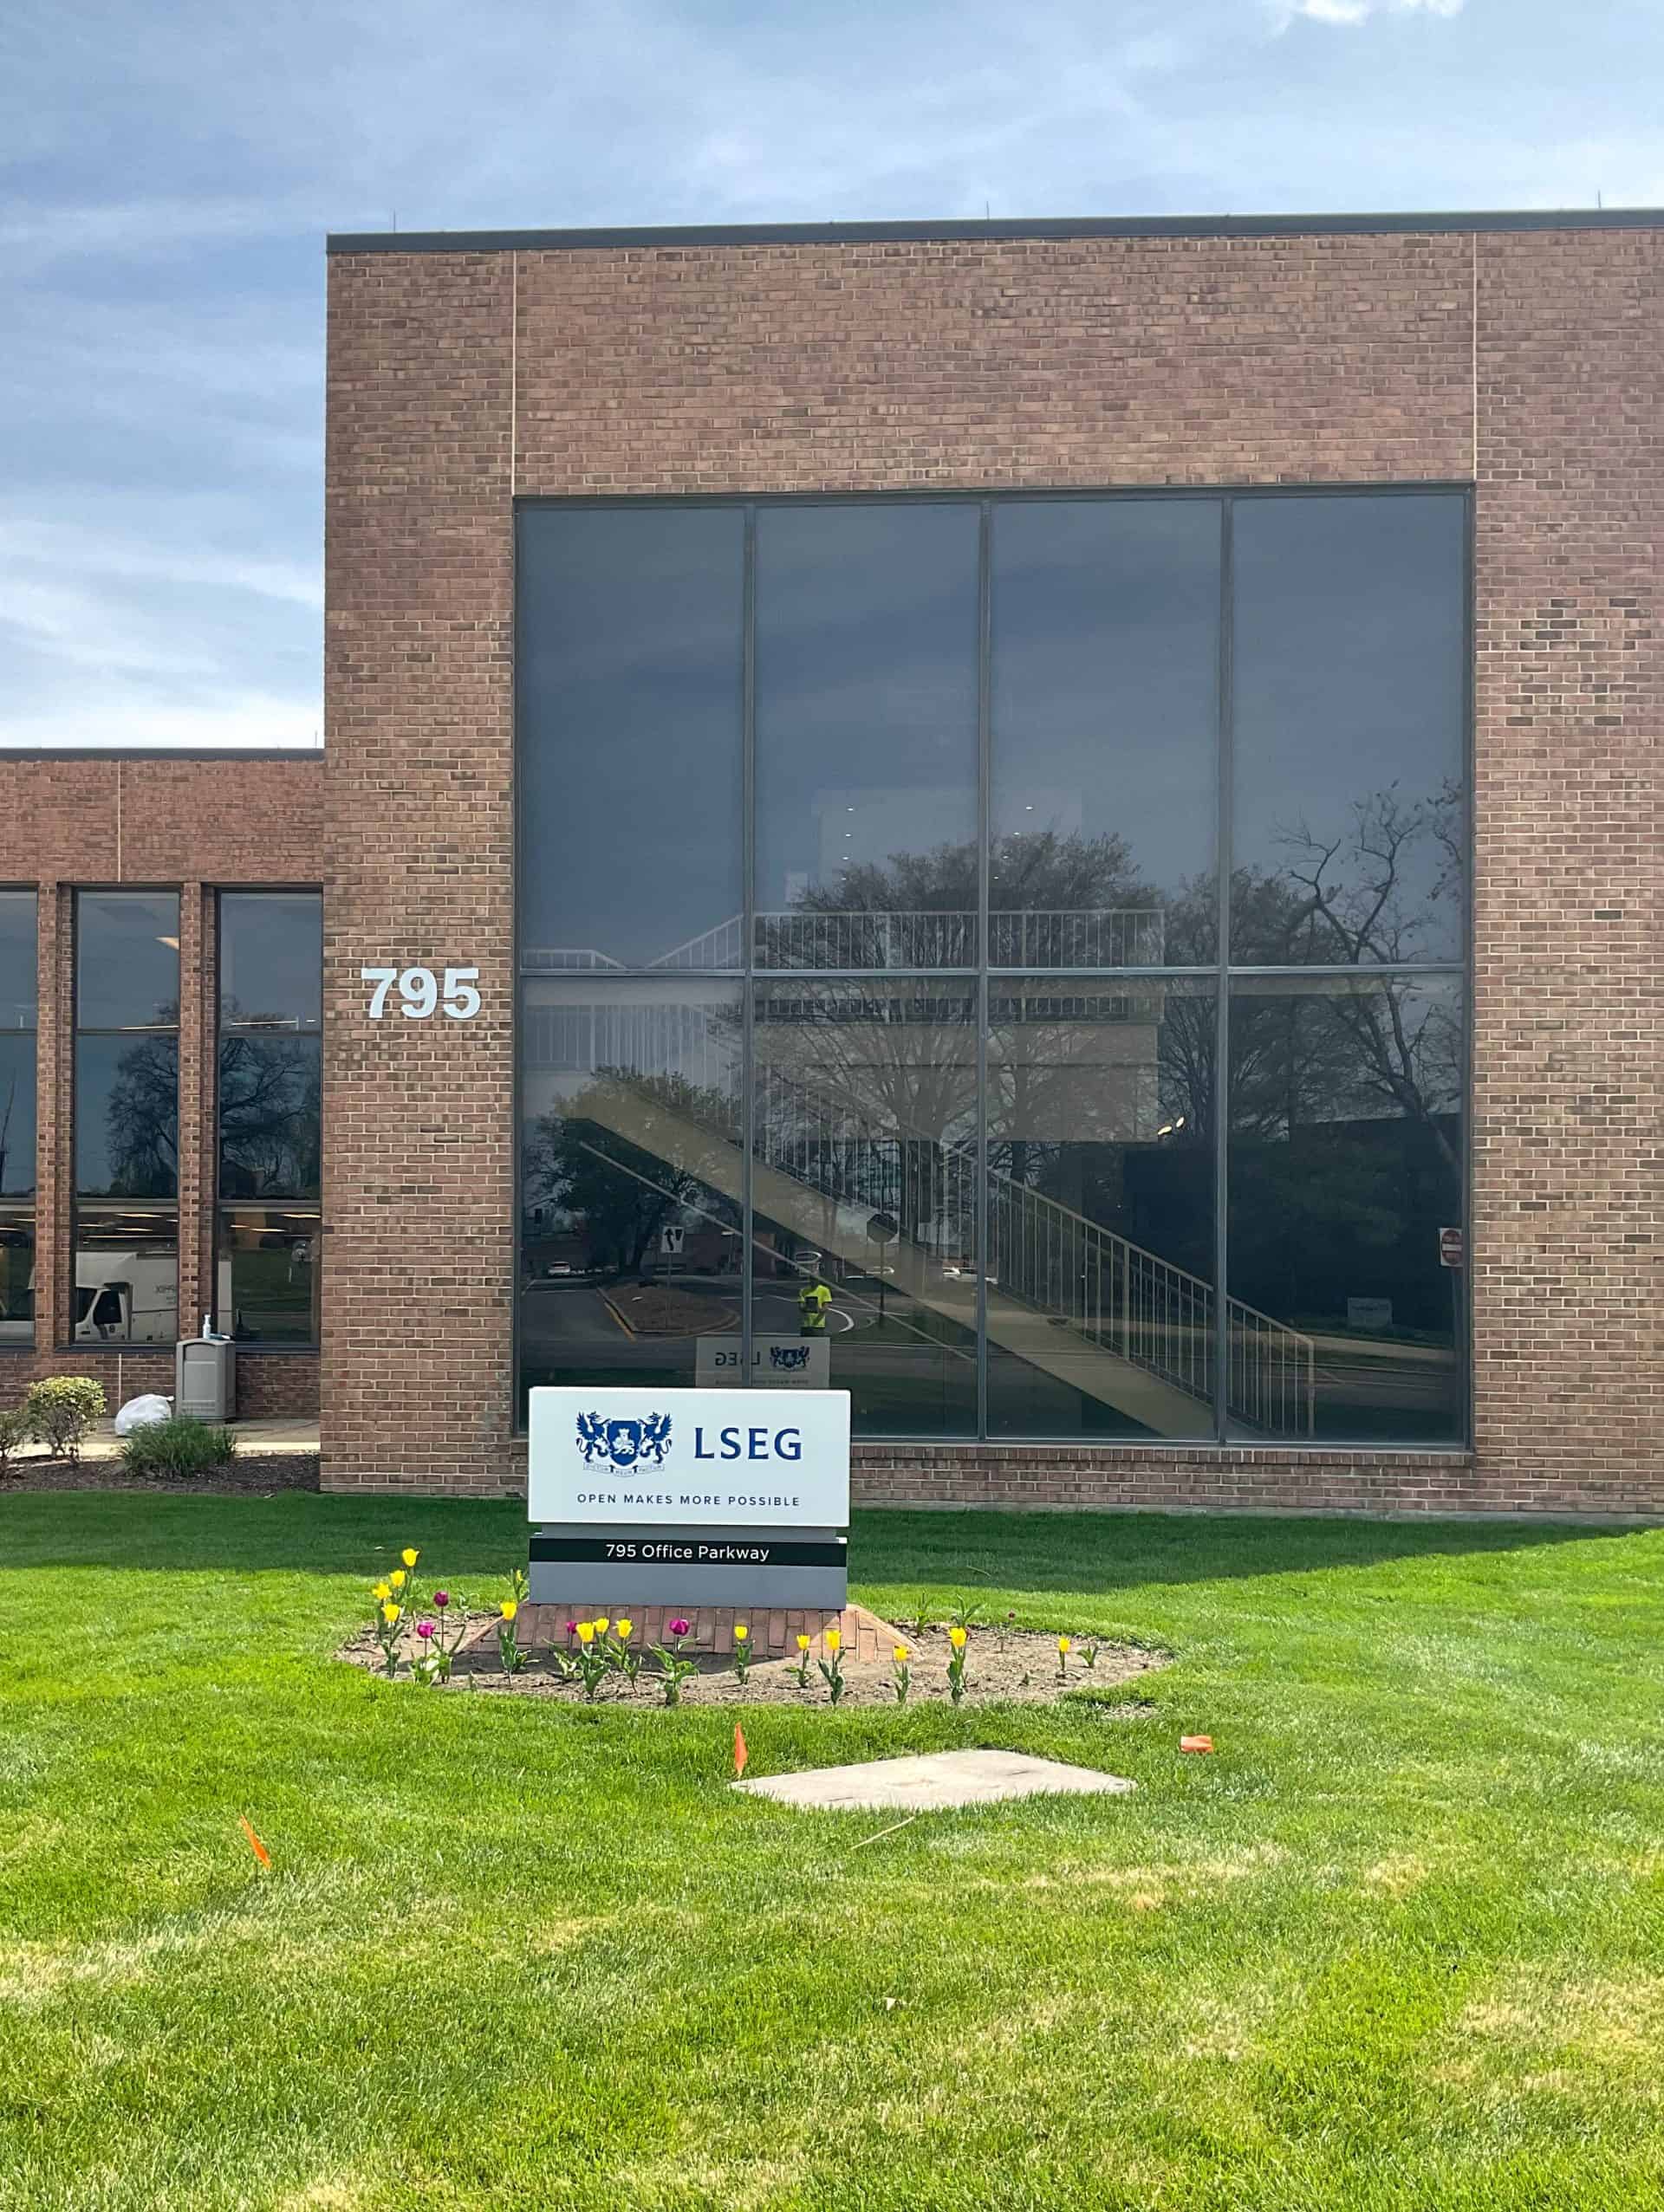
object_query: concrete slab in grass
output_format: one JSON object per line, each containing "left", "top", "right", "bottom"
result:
{"left": 734, "top": 1748, "right": 1136, "bottom": 1813}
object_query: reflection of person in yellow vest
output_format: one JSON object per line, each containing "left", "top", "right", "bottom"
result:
{"left": 798, "top": 1275, "right": 832, "bottom": 1335}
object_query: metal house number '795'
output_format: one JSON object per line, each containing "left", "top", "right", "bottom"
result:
{"left": 360, "top": 966, "right": 483, "bottom": 1020}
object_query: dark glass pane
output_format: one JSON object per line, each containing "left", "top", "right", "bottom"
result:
{"left": 0, "top": 1210, "right": 32, "bottom": 1345}
{"left": 220, "top": 894, "right": 322, "bottom": 1029}
{"left": 1232, "top": 494, "right": 1466, "bottom": 964}
{"left": 518, "top": 506, "right": 744, "bottom": 972}
{"left": 72, "top": 1206, "right": 177, "bottom": 1345}
{"left": 77, "top": 892, "right": 179, "bottom": 1028}
{"left": 1226, "top": 975, "right": 1464, "bottom": 1442}
{"left": 218, "top": 1206, "right": 320, "bottom": 1343}
{"left": 991, "top": 500, "right": 1219, "bottom": 965}
{"left": 0, "top": 892, "right": 36, "bottom": 1032}
{"left": 0, "top": 1035, "right": 36, "bottom": 1197}
{"left": 76, "top": 1034, "right": 178, "bottom": 1198}
{"left": 519, "top": 978, "right": 743, "bottom": 1410}
{"left": 754, "top": 503, "right": 979, "bottom": 969}
{"left": 986, "top": 977, "right": 1216, "bottom": 1439}
{"left": 751, "top": 978, "right": 977, "bottom": 1437}
{"left": 218, "top": 1035, "right": 321, "bottom": 1198}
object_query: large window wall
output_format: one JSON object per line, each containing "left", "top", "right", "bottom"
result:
{"left": 517, "top": 490, "right": 1468, "bottom": 1445}
{"left": 74, "top": 892, "right": 179, "bottom": 1345}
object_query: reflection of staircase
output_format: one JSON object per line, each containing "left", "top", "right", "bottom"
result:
{"left": 571, "top": 1073, "right": 1314, "bottom": 1436}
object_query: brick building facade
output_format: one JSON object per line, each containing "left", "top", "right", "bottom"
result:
{"left": 1, "top": 211, "right": 1657, "bottom": 1515}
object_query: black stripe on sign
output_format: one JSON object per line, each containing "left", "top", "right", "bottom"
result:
{"left": 530, "top": 1535, "right": 848, "bottom": 1570}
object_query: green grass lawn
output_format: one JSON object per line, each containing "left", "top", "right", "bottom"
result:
{"left": 3, "top": 1496, "right": 1663, "bottom": 2211}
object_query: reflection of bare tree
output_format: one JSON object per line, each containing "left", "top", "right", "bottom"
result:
{"left": 1240, "top": 778, "right": 1463, "bottom": 965}
{"left": 102, "top": 1035, "right": 179, "bottom": 1198}
{"left": 218, "top": 1036, "right": 322, "bottom": 1197}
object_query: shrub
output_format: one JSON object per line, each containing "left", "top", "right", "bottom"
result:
{"left": 119, "top": 1414, "right": 235, "bottom": 1480}
{"left": 24, "top": 1377, "right": 106, "bottom": 1463}
{"left": 0, "top": 1404, "right": 31, "bottom": 1481}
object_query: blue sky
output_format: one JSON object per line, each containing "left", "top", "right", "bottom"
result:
{"left": 3, "top": 0, "right": 1660, "bottom": 751}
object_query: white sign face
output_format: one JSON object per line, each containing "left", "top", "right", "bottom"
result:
{"left": 529, "top": 1385, "right": 849, "bottom": 1529}
{"left": 695, "top": 1334, "right": 830, "bottom": 1389}
{"left": 660, "top": 1226, "right": 686, "bottom": 1255}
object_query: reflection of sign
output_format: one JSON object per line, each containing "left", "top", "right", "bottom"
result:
{"left": 660, "top": 1226, "right": 686, "bottom": 1255}
{"left": 529, "top": 1386, "right": 849, "bottom": 1528}
{"left": 867, "top": 1212, "right": 899, "bottom": 1243}
{"left": 695, "top": 1334, "right": 830, "bottom": 1389}
{"left": 1348, "top": 1297, "right": 1393, "bottom": 1328}
{"left": 1439, "top": 1226, "right": 1464, "bottom": 1269}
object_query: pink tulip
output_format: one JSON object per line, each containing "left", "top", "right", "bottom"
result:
{"left": 669, "top": 1618, "right": 691, "bottom": 1638}
{"left": 416, "top": 1620, "right": 435, "bottom": 1640}
{"left": 433, "top": 1590, "right": 450, "bottom": 1609}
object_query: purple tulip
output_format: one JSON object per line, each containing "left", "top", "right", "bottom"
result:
{"left": 415, "top": 1620, "right": 435, "bottom": 1640}
{"left": 564, "top": 1618, "right": 579, "bottom": 1638}
{"left": 669, "top": 1617, "right": 691, "bottom": 1638}
{"left": 433, "top": 1590, "right": 450, "bottom": 1609}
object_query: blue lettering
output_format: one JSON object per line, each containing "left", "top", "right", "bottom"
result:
{"left": 777, "top": 1428, "right": 803, "bottom": 1462}
{"left": 747, "top": 1425, "right": 769, "bottom": 1460}
{"left": 694, "top": 1428, "right": 714, "bottom": 1460}
{"left": 720, "top": 1427, "right": 742, "bottom": 1460}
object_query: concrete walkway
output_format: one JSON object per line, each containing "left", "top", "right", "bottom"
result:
{"left": 15, "top": 1415, "right": 321, "bottom": 1463}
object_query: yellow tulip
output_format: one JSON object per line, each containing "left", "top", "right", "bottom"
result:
{"left": 594, "top": 1617, "right": 610, "bottom": 1636}
{"left": 796, "top": 1633, "right": 811, "bottom": 1652}
{"left": 825, "top": 1629, "right": 842, "bottom": 1654}
{"left": 372, "top": 1581, "right": 391, "bottom": 1601}
{"left": 615, "top": 1618, "right": 633, "bottom": 1642}
{"left": 389, "top": 1569, "right": 406, "bottom": 1591}
{"left": 401, "top": 1548, "right": 419, "bottom": 1568}
{"left": 733, "top": 1624, "right": 749, "bottom": 1643}
{"left": 1057, "top": 1637, "right": 1072, "bottom": 1656}
{"left": 577, "top": 1622, "right": 595, "bottom": 1644}
{"left": 949, "top": 1625, "right": 967, "bottom": 1650}
{"left": 894, "top": 1644, "right": 910, "bottom": 1664}
{"left": 501, "top": 1599, "right": 518, "bottom": 1623}
{"left": 381, "top": 1603, "right": 400, "bottom": 1625}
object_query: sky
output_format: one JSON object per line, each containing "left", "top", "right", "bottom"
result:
{"left": 2, "top": 0, "right": 1661, "bottom": 753}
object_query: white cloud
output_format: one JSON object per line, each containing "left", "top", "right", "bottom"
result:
{"left": 1269, "top": 0, "right": 1464, "bottom": 25}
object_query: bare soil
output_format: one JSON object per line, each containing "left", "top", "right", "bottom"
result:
{"left": 2, "top": 1452, "right": 321, "bottom": 1495}
{"left": 336, "top": 1614, "right": 1167, "bottom": 1709}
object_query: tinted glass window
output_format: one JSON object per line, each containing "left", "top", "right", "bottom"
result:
{"left": 1232, "top": 495, "right": 1466, "bottom": 964}
{"left": 0, "top": 1214, "right": 31, "bottom": 1342}
{"left": 986, "top": 976, "right": 1215, "bottom": 1437}
{"left": 1226, "top": 975, "right": 1463, "bottom": 1441}
{"left": 221, "top": 894, "right": 322, "bottom": 1028}
{"left": 755, "top": 503, "right": 979, "bottom": 968}
{"left": 0, "top": 892, "right": 36, "bottom": 1032}
{"left": 520, "top": 977, "right": 743, "bottom": 1401}
{"left": 751, "top": 978, "right": 978, "bottom": 1437}
{"left": 0, "top": 1035, "right": 36, "bottom": 1197}
{"left": 76, "top": 1034, "right": 179, "bottom": 1198}
{"left": 518, "top": 506, "right": 744, "bottom": 971}
{"left": 991, "top": 501, "right": 1219, "bottom": 964}
{"left": 219, "top": 1207, "right": 320, "bottom": 1343}
{"left": 77, "top": 892, "right": 179, "bottom": 1028}
{"left": 72, "top": 1207, "right": 177, "bottom": 1345}
{"left": 218, "top": 1035, "right": 321, "bottom": 1198}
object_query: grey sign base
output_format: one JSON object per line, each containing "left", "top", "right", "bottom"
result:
{"left": 529, "top": 1524, "right": 848, "bottom": 1609}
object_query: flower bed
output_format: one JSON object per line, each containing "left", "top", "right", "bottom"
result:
{"left": 337, "top": 1602, "right": 1165, "bottom": 1709}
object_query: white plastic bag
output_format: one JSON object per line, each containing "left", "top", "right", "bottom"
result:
{"left": 114, "top": 1393, "right": 172, "bottom": 1437}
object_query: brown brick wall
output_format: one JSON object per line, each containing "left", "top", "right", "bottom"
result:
{"left": 0, "top": 753, "right": 325, "bottom": 1416}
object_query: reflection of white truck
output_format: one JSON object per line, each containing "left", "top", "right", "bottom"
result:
{"left": 68, "top": 1253, "right": 186, "bottom": 1345}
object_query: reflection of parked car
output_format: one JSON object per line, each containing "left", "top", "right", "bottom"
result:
{"left": 543, "top": 1262, "right": 574, "bottom": 1277}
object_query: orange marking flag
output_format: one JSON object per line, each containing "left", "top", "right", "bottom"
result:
{"left": 733, "top": 1724, "right": 749, "bottom": 1780}
{"left": 1179, "top": 1735, "right": 1214, "bottom": 1755}
{"left": 238, "top": 1815, "right": 272, "bottom": 1866}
